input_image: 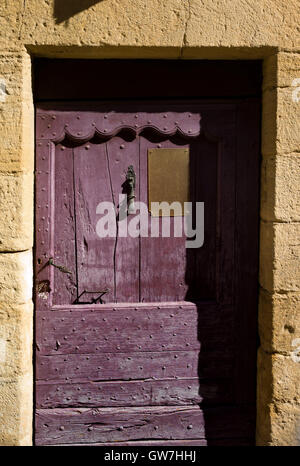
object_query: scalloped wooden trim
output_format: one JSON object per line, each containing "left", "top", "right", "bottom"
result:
{"left": 36, "top": 111, "right": 201, "bottom": 142}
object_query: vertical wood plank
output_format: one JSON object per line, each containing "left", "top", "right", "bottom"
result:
{"left": 74, "top": 143, "right": 115, "bottom": 303}
{"left": 106, "top": 136, "right": 140, "bottom": 302}
{"left": 233, "top": 99, "right": 260, "bottom": 404}
{"left": 139, "top": 136, "right": 188, "bottom": 302}
{"left": 185, "top": 135, "right": 218, "bottom": 301}
{"left": 35, "top": 139, "right": 53, "bottom": 313}
{"left": 52, "top": 144, "right": 77, "bottom": 304}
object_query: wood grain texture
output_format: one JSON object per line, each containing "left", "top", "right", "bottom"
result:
{"left": 52, "top": 145, "right": 77, "bottom": 305}
{"left": 35, "top": 405, "right": 255, "bottom": 445}
{"left": 35, "top": 140, "right": 53, "bottom": 313}
{"left": 60, "top": 438, "right": 252, "bottom": 446}
{"left": 106, "top": 137, "right": 140, "bottom": 302}
{"left": 36, "top": 304, "right": 233, "bottom": 355}
{"left": 139, "top": 136, "right": 188, "bottom": 302}
{"left": 55, "top": 440, "right": 208, "bottom": 446}
{"left": 35, "top": 104, "right": 201, "bottom": 141}
{"left": 36, "top": 349, "right": 233, "bottom": 383}
{"left": 74, "top": 143, "right": 115, "bottom": 303}
{"left": 36, "top": 377, "right": 232, "bottom": 408}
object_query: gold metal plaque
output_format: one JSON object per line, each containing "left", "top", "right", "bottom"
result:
{"left": 148, "top": 148, "right": 189, "bottom": 217}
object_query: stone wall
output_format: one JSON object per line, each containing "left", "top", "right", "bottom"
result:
{"left": 0, "top": 0, "right": 299, "bottom": 445}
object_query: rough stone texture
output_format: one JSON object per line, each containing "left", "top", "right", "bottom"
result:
{"left": 185, "top": 1, "right": 299, "bottom": 50}
{"left": 0, "top": 0, "right": 299, "bottom": 447}
{"left": 257, "top": 401, "right": 300, "bottom": 446}
{"left": 263, "top": 53, "right": 300, "bottom": 90}
{"left": 262, "top": 53, "right": 300, "bottom": 158}
{"left": 0, "top": 53, "right": 34, "bottom": 174}
{"left": 1, "top": 0, "right": 188, "bottom": 52}
{"left": 272, "top": 356, "right": 300, "bottom": 405}
{"left": 257, "top": 348, "right": 300, "bottom": 446}
{"left": 0, "top": 251, "right": 32, "bottom": 304}
{"left": 269, "top": 403, "right": 300, "bottom": 446}
{"left": 258, "top": 349, "right": 300, "bottom": 403}
{"left": 260, "top": 222, "right": 300, "bottom": 293}
{"left": 262, "top": 87, "right": 300, "bottom": 157}
{"left": 0, "top": 173, "right": 33, "bottom": 251}
{"left": 0, "top": 372, "right": 33, "bottom": 446}
{"left": 0, "top": 1, "right": 298, "bottom": 56}
{"left": 0, "top": 302, "right": 33, "bottom": 379}
{"left": 261, "top": 155, "right": 300, "bottom": 222}
{"left": 259, "top": 290, "right": 300, "bottom": 354}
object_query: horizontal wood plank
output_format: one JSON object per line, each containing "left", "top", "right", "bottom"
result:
{"left": 36, "top": 350, "right": 233, "bottom": 382}
{"left": 55, "top": 438, "right": 253, "bottom": 446}
{"left": 36, "top": 305, "right": 233, "bottom": 355}
{"left": 55, "top": 439, "right": 208, "bottom": 446}
{"left": 36, "top": 377, "right": 233, "bottom": 408}
{"left": 35, "top": 405, "right": 255, "bottom": 445}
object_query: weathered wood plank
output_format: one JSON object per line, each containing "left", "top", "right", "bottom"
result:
{"left": 35, "top": 140, "right": 53, "bottom": 313}
{"left": 56, "top": 438, "right": 253, "bottom": 445}
{"left": 36, "top": 377, "right": 233, "bottom": 408}
{"left": 36, "top": 350, "right": 232, "bottom": 382}
{"left": 74, "top": 143, "right": 115, "bottom": 304}
{"left": 36, "top": 406, "right": 205, "bottom": 445}
{"left": 52, "top": 145, "right": 77, "bottom": 305}
{"left": 107, "top": 136, "right": 140, "bottom": 302}
{"left": 56, "top": 439, "right": 208, "bottom": 446}
{"left": 186, "top": 134, "right": 220, "bottom": 301}
{"left": 139, "top": 137, "right": 188, "bottom": 302}
{"left": 36, "top": 305, "right": 233, "bottom": 354}
{"left": 35, "top": 406, "right": 255, "bottom": 445}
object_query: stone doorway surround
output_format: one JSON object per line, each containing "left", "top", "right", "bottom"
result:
{"left": 0, "top": 0, "right": 299, "bottom": 446}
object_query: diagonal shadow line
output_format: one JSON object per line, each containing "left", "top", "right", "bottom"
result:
{"left": 54, "top": 0, "right": 105, "bottom": 24}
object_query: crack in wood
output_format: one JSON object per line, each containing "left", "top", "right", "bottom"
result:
{"left": 105, "top": 141, "right": 117, "bottom": 302}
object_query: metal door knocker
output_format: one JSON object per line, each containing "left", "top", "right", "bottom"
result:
{"left": 126, "top": 165, "right": 136, "bottom": 214}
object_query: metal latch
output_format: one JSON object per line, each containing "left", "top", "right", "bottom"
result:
{"left": 73, "top": 289, "right": 109, "bottom": 304}
{"left": 48, "top": 257, "right": 72, "bottom": 275}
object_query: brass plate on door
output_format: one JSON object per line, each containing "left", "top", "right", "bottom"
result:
{"left": 148, "top": 148, "right": 189, "bottom": 217}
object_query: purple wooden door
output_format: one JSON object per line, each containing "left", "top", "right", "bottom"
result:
{"left": 35, "top": 101, "right": 260, "bottom": 445}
